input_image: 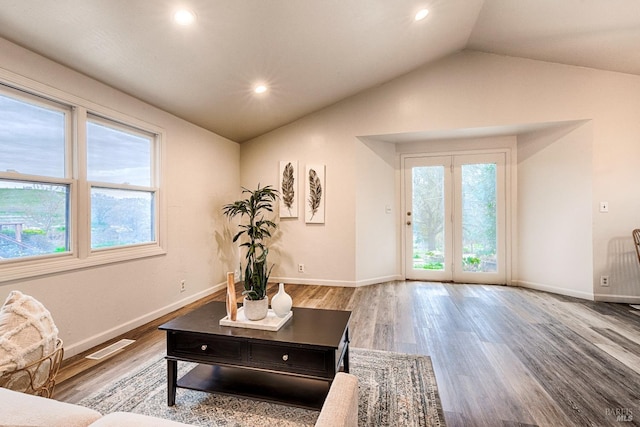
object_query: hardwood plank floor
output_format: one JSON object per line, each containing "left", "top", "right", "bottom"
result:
{"left": 54, "top": 281, "right": 640, "bottom": 426}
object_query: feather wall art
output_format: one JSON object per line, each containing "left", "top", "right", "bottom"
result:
{"left": 279, "top": 161, "right": 298, "bottom": 218}
{"left": 305, "top": 164, "right": 325, "bottom": 223}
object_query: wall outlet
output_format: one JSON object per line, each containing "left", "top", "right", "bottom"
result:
{"left": 298, "top": 263, "right": 305, "bottom": 273}
{"left": 599, "top": 201, "right": 609, "bottom": 213}
{"left": 600, "top": 276, "right": 609, "bottom": 287}
{"left": 180, "top": 280, "right": 186, "bottom": 292}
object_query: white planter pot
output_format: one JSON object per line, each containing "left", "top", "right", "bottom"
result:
{"left": 243, "top": 296, "right": 269, "bottom": 321}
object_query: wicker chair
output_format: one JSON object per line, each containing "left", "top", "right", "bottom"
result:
{"left": 0, "top": 338, "right": 64, "bottom": 398}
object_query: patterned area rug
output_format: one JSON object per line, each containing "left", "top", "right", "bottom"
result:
{"left": 78, "top": 348, "right": 446, "bottom": 427}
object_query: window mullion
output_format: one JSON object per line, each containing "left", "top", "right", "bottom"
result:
{"left": 74, "top": 106, "right": 90, "bottom": 260}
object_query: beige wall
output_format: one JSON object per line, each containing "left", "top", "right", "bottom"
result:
{"left": 240, "top": 120, "right": 358, "bottom": 286}
{"left": 517, "top": 122, "right": 594, "bottom": 299}
{"left": 3, "top": 43, "right": 640, "bottom": 358}
{"left": 0, "top": 38, "right": 240, "bottom": 357}
{"left": 242, "top": 50, "right": 640, "bottom": 302}
{"left": 355, "top": 139, "right": 398, "bottom": 284}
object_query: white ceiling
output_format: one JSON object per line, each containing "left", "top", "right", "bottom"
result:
{"left": 0, "top": 0, "right": 639, "bottom": 142}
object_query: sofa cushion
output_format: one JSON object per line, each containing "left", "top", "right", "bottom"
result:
{"left": 0, "top": 387, "right": 102, "bottom": 427}
{"left": 91, "top": 412, "right": 194, "bottom": 427}
{"left": 0, "top": 290, "right": 59, "bottom": 374}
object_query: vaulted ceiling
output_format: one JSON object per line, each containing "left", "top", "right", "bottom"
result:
{"left": 1, "top": 0, "right": 639, "bottom": 142}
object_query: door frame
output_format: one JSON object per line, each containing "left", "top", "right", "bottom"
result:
{"left": 400, "top": 148, "right": 514, "bottom": 285}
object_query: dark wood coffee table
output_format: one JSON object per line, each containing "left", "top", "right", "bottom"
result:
{"left": 158, "top": 301, "right": 351, "bottom": 409}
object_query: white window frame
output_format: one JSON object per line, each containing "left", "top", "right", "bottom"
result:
{"left": 86, "top": 113, "right": 159, "bottom": 252}
{"left": 0, "top": 70, "right": 166, "bottom": 284}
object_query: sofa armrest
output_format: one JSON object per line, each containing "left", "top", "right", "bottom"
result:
{"left": 315, "top": 372, "right": 358, "bottom": 427}
{"left": 0, "top": 387, "right": 102, "bottom": 427}
{"left": 90, "top": 412, "right": 193, "bottom": 426}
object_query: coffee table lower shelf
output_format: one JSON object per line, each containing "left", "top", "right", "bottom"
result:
{"left": 176, "top": 363, "right": 331, "bottom": 410}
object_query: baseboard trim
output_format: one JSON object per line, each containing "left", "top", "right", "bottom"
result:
{"left": 63, "top": 282, "right": 226, "bottom": 358}
{"left": 593, "top": 293, "right": 640, "bottom": 304}
{"left": 269, "top": 276, "right": 358, "bottom": 287}
{"left": 269, "top": 275, "right": 402, "bottom": 288}
{"left": 355, "top": 274, "right": 403, "bottom": 287}
{"left": 514, "top": 280, "right": 594, "bottom": 301}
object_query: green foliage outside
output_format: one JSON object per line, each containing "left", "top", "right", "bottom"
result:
{"left": 90, "top": 191, "right": 154, "bottom": 249}
{"left": 22, "top": 229, "right": 46, "bottom": 236}
{"left": 412, "top": 249, "right": 445, "bottom": 271}
{"left": 421, "top": 262, "right": 444, "bottom": 270}
{"left": 0, "top": 186, "right": 68, "bottom": 259}
{"left": 1, "top": 184, "right": 154, "bottom": 258}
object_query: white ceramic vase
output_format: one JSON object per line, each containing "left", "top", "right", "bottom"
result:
{"left": 243, "top": 296, "right": 269, "bottom": 321}
{"left": 271, "top": 283, "right": 292, "bottom": 317}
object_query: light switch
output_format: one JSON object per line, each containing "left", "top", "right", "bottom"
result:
{"left": 385, "top": 205, "right": 392, "bottom": 214}
{"left": 599, "top": 201, "right": 609, "bottom": 213}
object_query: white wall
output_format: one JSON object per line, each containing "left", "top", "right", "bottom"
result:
{"left": 517, "top": 122, "right": 594, "bottom": 299}
{"left": 0, "top": 38, "right": 240, "bottom": 357}
{"left": 242, "top": 50, "right": 640, "bottom": 301}
{"left": 355, "top": 139, "right": 398, "bottom": 285}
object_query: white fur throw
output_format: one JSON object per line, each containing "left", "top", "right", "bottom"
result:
{"left": 0, "top": 291, "right": 59, "bottom": 373}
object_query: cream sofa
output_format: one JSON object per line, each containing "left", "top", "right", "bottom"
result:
{"left": 0, "top": 371, "right": 358, "bottom": 427}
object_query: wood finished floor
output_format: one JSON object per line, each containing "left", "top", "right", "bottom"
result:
{"left": 55, "top": 282, "right": 640, "bottom": 427}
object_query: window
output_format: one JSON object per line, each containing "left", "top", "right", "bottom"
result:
{"left": 0, "top": 79, "right": 165, "bottom": 282}
{"left": 0, "top": 89, "right": 71, "bottom": 260}
{"left": 87, "top": 117, "right": 157, "bottom": 250}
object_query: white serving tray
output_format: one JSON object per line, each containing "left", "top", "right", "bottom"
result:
{"left": 219, "top": 308, "right": 292, "bottom": 331}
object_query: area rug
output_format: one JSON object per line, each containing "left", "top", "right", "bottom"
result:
{"left": 78, "top": 347, "right": 446, "bottom": 427}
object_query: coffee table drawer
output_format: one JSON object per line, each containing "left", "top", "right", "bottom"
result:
{"left": 249, "top": 342, "right": 329, "bottom": 376}
{"left": 169, "top": 332, "right": 243, "bottom": 362}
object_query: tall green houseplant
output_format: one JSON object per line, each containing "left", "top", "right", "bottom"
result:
{"left": 222, "top": 184, "right": 279, "bottom": 301}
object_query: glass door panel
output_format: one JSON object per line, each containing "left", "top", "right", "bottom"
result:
{"left": 404, "top": 156, "right": 452, "bottom": 282}
{"left": 454, "top": 153, "right": 505, "bottom": 284}
{"left": 461, "top": 162, "right": 497, "bottom": 273}
{"left": 412, "top": 165, "right": 445, "bottom": 271}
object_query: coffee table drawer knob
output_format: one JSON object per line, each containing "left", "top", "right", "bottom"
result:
{"left": 282, "top": 354, "right": 289, "bottom": 361}
{"left": 201, "top": 345, "right": 208, "bottom": 351}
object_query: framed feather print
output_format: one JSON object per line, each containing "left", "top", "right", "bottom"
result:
{"left": 279, "top": 161, "right": 298, "bottom": 218}
{"left": 305, "top": 164, "right": 325, "bottom": 224}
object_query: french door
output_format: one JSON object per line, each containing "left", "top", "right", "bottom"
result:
{"left": 404, "top": 153, "right": 506, "bottom": 284}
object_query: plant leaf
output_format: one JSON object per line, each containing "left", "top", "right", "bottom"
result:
{"left": 223, "top": 184, "right": 280, "bottom": 300}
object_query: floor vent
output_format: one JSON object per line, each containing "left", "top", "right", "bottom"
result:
{"left": 86, "top": 339, "right": 135, "bottom": 360}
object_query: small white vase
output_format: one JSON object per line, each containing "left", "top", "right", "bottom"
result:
{"left": 243, "top": 296, "right": 269, "bottom": 321}
{"left": 271, "top": 283, "right": 292, "bottom": 317}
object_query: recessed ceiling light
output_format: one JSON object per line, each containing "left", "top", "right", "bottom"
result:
{"left": 414, "top": 8, "right": 429, "bottom": 21}
{"left": 174, "top": 9, "right": 196, "bottom": 26}
{"left": 254, "top": 85, "right": 268, "bottom": 94}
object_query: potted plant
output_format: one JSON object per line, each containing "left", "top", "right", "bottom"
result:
{"left": 222, "top": 184, "right": 279, "bottom": 320}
